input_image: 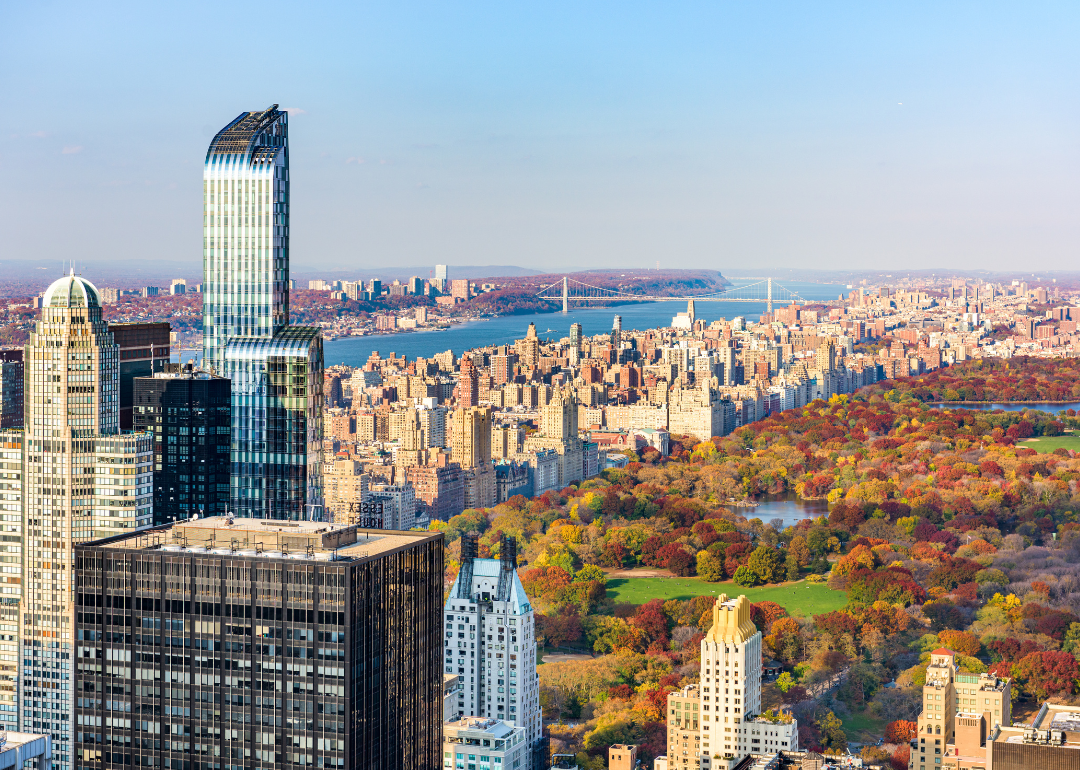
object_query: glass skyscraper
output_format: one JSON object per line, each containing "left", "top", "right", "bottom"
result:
{"left": 203, "top": 105, "right": 323, "bottom": 519}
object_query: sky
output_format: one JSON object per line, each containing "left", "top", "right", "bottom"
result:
{"left": 2, "top": 1, "right": 1079, "bottom": 274}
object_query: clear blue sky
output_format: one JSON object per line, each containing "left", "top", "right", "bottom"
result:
{"left": 2, "top": 1, "right": 1079, "bottom": 273}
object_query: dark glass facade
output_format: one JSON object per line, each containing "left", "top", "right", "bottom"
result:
{"left": 134, "top": 364, "right": 231, "bottom": 524}
{"left": 74, "top": 520, "right": 443, "bottom": 770}
{"left": 110, "top": 322, "right": 171, "bottom": 431}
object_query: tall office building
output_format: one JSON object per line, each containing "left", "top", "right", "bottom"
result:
{"left": 133, "top": 363, "right": 232, "bottom": 524}
{"left": 445, "top": 534, "right": 542, "bottom": 769}
{"left": 202, "top": 105, "right": 323, "bottom": 519}
{"left": 19, "top": 272, "right": 153, "bottom": 769}
{"left": 109, "top": 322, "right": 170, "bottom": 431}
{"left": 74, "top": 517, "right": 444, "bottom": 770}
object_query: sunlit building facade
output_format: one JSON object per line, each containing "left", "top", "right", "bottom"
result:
{"left": 202, "top": 105, "right": 323, "bottom": 519}
{"left": 18, "top": 273, "right": 153, "bottom": 770}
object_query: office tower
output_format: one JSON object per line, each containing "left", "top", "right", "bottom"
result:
{"left": 21, "top": 272, "right": 153, "bottom": 767}
{"left": 133, "top": 363, "right": 231, "bottom": 524}
{"left": 109, "top": 322, "right": 170, "bottom": 431}
{"left": 458, "top": 356, "right": 479, "bottom": 407}
{"left": 445, "top": 534, "right": 542, "bottom": 769}
{"left": 74, "top": 518, "right": 444, "bottom": 770}
{"left": 611, "top": 315, "right": 622, "bottom": 346}
{"left": 435, "top": 264, "right": 448, "bottom": 284}
{"left": 0, "top": 351, "right": 24, "bottom": 429}
{"left": 202, "top": 105, "right": 324, "bottom": 519}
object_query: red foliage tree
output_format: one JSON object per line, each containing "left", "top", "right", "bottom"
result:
{"left": 1015, "top": 651, "right": 1080, "bottom": 700}
{"left": 632, "top": 600, "right": 671, "bottom": 645}
{"left": 884, "top": 720, "right": 917, "bottom": 744}
{"left": 750, "top": 601, "right": 789, "bottom": 632}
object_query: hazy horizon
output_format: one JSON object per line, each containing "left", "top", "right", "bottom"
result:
{"left": 3, "top": 2, "right": 1079, "bottom": 273}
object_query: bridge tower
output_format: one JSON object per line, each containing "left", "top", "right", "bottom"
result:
{"left": 767, "top": 277, "right": 773, "bottom": 316}
{"left": 562, "top": 276, "right": 568, "bottom": 314}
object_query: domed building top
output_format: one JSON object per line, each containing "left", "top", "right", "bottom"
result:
{"left": 43, "top": 270, "right": 101, "bottom": 309}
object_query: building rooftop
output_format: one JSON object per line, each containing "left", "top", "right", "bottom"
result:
{"left": 444, "top": 717, "right": 519, "bottom": 740}
{"left": 84, "top": 515, "right": 440, "bottom": 563}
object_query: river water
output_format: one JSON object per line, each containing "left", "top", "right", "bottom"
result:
{"left": 323, "top": 280, "right": 844, "bottom": 367}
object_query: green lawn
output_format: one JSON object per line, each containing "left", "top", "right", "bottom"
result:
{"left": 1020, "top": 434, "right": 1080, "bottom": 454}
{"left": 605, "top": 577, "right": 846, "bottom": 617}
{"left": 841, "top": 711, "right": 887, "bottom": 743}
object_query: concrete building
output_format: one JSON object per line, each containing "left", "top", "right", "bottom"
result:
{"left": 445, "top": 534, "right": 542, "bottom": 769}
{"left": 609, "top": 745, "right": 639, "bottom": 770}
{"left": 444, "top": 717, "right": 529, "bottom": 770}
{"left": 910, "top": 648, "right": 1010, "bottom": 770}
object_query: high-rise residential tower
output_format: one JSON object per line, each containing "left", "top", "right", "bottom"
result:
{"left": 19, "top": 272, "right": 153, "bottom": 769}
{"left": 202, "top": 105, "right": 323, "bottom": 519}
{"left": 445, "top": 534, "right": 542, "bottom": 770}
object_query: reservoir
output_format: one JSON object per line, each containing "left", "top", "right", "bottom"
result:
{"left": 930, "top": 403, "right": 1080, "bottom": 415}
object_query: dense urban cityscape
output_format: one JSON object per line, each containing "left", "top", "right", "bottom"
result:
{"left": 2, "top": 97, "right": 1080, "bottom": 770}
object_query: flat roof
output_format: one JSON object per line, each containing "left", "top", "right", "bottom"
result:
{"left": 82, "top": 516, "right": 440, "bottom": 563}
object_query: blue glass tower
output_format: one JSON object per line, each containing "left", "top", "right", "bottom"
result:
{"left": 203, "top": 105, "right": 323, "bottom": 519}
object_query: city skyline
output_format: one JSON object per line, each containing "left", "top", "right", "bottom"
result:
{"left": 4, "top": 3, "right": 1080, "bottom": 273}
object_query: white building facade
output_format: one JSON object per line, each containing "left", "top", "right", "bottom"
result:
{"left": 445, "top": 534, "right": 542, "bottom": 770}
{"left": 444, "top": 717, "right": 528, "bottom": 770}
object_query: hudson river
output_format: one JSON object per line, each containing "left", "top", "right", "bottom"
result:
{"left": 323, "top": 280, "right": 845, "bottom": 367}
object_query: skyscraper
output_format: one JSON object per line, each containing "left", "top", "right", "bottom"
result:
{"left": 662, "top": 594, "right": 798, "bottom": 768}
{"left": 445, "top": 534, "right": 542, "bottom": 769}
{"left": 20, "top": 272, "right": 153, "bottom": 768}
{"left": 133, "top": 363, "right": 232, "bottom": 523}
{"left": 202, "top": 105, "right": 323, "bottom": 519}
{"left": 75, "top": 517, "right": 445, "bottom": 770}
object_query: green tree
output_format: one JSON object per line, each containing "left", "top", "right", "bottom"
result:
{"left": 816, "top": 709, "right": 848, "bottom": 751}
{"left": 776, "top": 672, "right": 795, "bottom": 693}
{"left": 696, "top": 550, "right": 726, "bottom": 582}
{"left": 1064, "top": 623, "right": 1080, "bottom": 656}
{"left": 784, "top": 554, "right": 800, "bottom": 581}
{"left": 574, "top": 564, "right": 607, "bottom": 584}
{"left": 747, "top": 545, "right": 785, "bottom": 584}
{"left": 733, "top": 565, "right": 758, "bottom": 587}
